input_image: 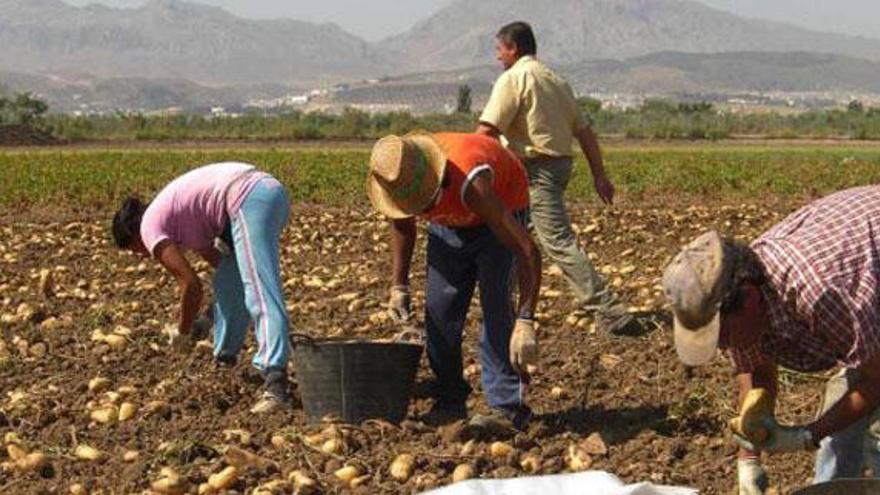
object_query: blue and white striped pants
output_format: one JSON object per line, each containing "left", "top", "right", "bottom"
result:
{"left": 212, "top": 177, "right": 291, "bottom": 372}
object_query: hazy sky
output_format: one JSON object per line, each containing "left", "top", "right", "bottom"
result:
{"left": 62, "top": 0, "right": 880, "bottom": 41}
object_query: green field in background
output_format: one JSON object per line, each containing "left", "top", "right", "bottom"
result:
{"left": 2, "top": 144, "right": 880, "bottom": 209}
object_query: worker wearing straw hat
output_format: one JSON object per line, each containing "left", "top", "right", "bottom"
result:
{"left": 662, "top": 186, "right": 880, "bottom": 493}
{"left": 368, "top": 131, "right": 541, "bottom": 431}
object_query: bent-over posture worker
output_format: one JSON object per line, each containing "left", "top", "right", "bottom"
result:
{"left": 663, "top": 186, "right": 880, "bottom": 493}
{"left": 112, "top": 161, "right": 293, "bottom": 413}
{"left": 368, "top": 131, "right": 541, "bottom": 431}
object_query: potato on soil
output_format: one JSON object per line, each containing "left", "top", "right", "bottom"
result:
{"left": 6, "top": 443, "right": 27, "bottom": 461}
{"left": 16, "top": 451, "right": 49, "bottom": 473}
{"left": 88, "top": 377, "right": 111, "bottom": 393}
{"left": 567, "top": 443, "right": 592, "bottom": 471}
{"left": 208, "top": 466, "right": 238, "bottom": 490}
{"left": 4, "top": 432, "right": 22, "bottom": 444}
{"left": 389, "top": 453, "right": 415, "bottom": 482}
{"left": 38, "top": 269, "right": 53, "bottom": 297}
{"left": 270, "top": 434, "right": 288, "bottom": 450}
{"left": 74, "top": 444, "right": 104, "bottom": 462}
{"left": 252, "top": 479, "right": 291, "bottom": 495}
{"left": 118, "top": 402, "right": 137, "bottom": 421}
{"left": 550, "top": 386, "right": 568, "bottom": 399}
{"left": 222, "top": 428, "right": 251, "bottom": 445}
{"left": 334, "top": 465, "right": 361, "bottom": 483}
{"left": 520, "top": 454, "right": 541, "bottom": 474}
{"left": 151, "top": 467, "right": 188, "bottom": 495}
{"left": 288, "top": 470, "right": 318, "bottom": 493}
{"left": 351, "top": 474, "right": 371, "bottom": 488}
{"left": 459, "top": 439, "right": 476, "bottom": 456}
{"left": 489, "top": 441, "right": 513, "bottom": 458}
{"left": 452, "top": 463, "right": 476, "bottom": 482}
{"left": 89, "top": 405, "right": 118, "bottom": 424}
{"left": 102, "top": 334, "right": 127, "bottom": 349}
{"left": 321, "top": 438, "right": 342, "bottom": 455}
{"left": 224, "top": 445, "right": 273, "bottom": 469}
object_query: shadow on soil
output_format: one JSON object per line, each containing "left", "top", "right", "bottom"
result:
{"left": 612, "top": 310, "right": 672, "bottom": 338}
{"left": 538, "top": 402, "right": 720, "bottom": 444}
{"left": 538, "top": 404, "right": 669, "bottom": 442}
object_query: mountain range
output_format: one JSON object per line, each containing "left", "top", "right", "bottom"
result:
{"left": 0, "top": 0, "right": 385, "bottom": 85}
{"left": 380, "top": 0, "right": 880, "bottom": 71}
{"left": 3, "top": 0, "right": 880, "bottom": 111}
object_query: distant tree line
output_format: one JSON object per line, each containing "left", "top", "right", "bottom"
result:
{"left": 0, "top": 91, "right": 48, "bottom": 128}
{"left": 583, "top": 97, "right": 880, "bottom": 140}
{"left": 0, "top": 89, "right": 54, "bottom": 144}
{"left": 4, "top": 91, "right": 879, "bottom": 143}
{"left": 46, "top": 109, "right": 478, "bottom": 142}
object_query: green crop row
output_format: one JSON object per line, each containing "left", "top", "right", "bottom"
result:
{"left": 2, "top": 145, "right": 880, "bottom": 210}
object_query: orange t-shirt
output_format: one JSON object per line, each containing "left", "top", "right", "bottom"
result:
{"left": 420, "top": 133, "right": 529, "bottom": 228}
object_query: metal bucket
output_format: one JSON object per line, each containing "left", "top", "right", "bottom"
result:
{"left": 293, "top": 336, "right": 423, "bottom": 425}
{"left": 792, "top": 479, "right": 880, "bottom": 495}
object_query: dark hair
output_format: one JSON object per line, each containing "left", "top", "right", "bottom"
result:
{"left": 719, "top": 239, "right": 766, "bottom": 315}
{"left": 497, "top": 21, "right": 537, "bottom": 56}
{"left": 112, "top": 197, "right": 147, "bottom": 249}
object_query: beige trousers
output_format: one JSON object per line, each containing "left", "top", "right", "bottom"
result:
{"left": 524, "top": 156, "right": 606, "bottom": 307}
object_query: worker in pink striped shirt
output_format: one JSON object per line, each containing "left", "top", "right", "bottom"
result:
{"left": 112, "top": 162, "right": 293, "bottom": 414}
{"left": 663, "top": 186, "right": 880, "bottom": 493}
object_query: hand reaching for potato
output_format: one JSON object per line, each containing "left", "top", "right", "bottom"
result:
{"left": 729, "top": 387, "right": 814, "bottom": 454}
{"left": 730, "top": 388, "right": 773, "bottom": 445}
{"left": 163, "top": 324, "right": 195, "bottom": 354}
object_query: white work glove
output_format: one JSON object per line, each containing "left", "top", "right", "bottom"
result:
{"left": 734, "top": 417, "right": 816, "bottom": 454}
{"left": 213, "top": 237, "right": 232, "bottom": 257}
{"left": 164, "top": 303, "right": 213, "bottom": 353}
{"left": 509, "top": 318, "right": 538, "bottom": 374}
{"left": 163, "top": 324, "right": 196, "bottom": 354}
{"left": 388, "top": 285, "right": 412, "bottom": 322}
{"left": 391, "top": 326, "right": 423, "bottom": 344}
{"left": 737, "top": 458, "right": 768, "bottom": 495}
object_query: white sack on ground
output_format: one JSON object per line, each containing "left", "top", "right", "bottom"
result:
{"left": 423, "top": 470, "right": 698, "bottom": 495}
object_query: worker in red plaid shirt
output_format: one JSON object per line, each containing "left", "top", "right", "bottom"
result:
{"left": 663, "top": 186, "right": 880, "bottom": 494}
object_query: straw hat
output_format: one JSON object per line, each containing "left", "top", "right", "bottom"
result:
{"left": 367, "top": 131, "right": 447, "bottom": 218}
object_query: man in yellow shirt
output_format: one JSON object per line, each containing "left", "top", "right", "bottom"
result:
{"left": 476, "top": 21, "right": 632, "bottom": 333}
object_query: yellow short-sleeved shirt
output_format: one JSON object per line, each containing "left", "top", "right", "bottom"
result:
{"left": 479, "top": 56, "right": 589, "bottom": 159}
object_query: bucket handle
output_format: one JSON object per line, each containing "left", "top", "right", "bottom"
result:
{"left": 290, "top": 332, "right": 317, "bottom": 346}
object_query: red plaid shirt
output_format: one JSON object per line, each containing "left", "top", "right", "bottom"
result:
{"left": 730, "top": 186, "right": 880, "bottom": 373}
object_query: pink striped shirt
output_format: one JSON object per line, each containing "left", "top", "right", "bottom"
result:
{"left": 140, "top": 162, "right": 267, "bottom": 255}
{"left": 730, "top": 186, "right": 880, "bottom": 373}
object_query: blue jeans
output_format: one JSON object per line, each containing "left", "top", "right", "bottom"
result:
{"left": 424, "top": 213, "right": 526, "bottom": 412}
{"left": 814, "top": 368, "right": 880, "bottom": 481}
{"left": 212, "top": 177, "right": 291, "bottom": 373}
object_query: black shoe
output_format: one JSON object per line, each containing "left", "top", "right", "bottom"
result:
{"left": 250, "top": 389, "right": 293, "bottom": 414}
{"left": 421, "top": 400, "right": 468, "bottom": 426}
{"left": 423, "top": 379, "right": 472, "bottom": 402}
{"left": 596, "top": 303, "right": 637, "bottom": 335}
{"left": 251, "top": 370, "right": 294, "bottom": 413}
{"left": 213, "top": 355, "right": 237, "bottom": 368}
{"left": 468, "top": 405, "right": 533, "bottom": 438}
